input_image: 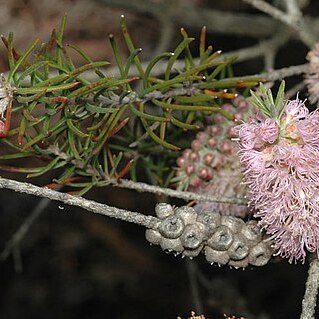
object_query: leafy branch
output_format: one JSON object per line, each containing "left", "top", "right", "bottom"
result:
{"left": 0, "top": 15, "right": 261, "bottom": 194}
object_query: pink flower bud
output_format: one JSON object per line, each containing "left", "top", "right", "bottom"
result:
{"left": 214, "top": 114, "right": 225, "bottom": 124}
{"left": 227, "top": 127, "right": 237, "bottom": 138}
{"left": 189, "top": 176, "right": 201, "bottom": 188}
{"left": 208, "top": 137, "right": 217, "bottom": 148}
{"left": 191, "top": 140, "right": 202, "bottom": 152}
{"left": 197, "top": 167, "right": 213, "bottom": 181}
{"left": 182, "top": 149, "right": 192, "bottom": 158}
{"left": 196, "top": 132, "right": 207, "bottom": 142}
{"left": 189, "top": 152, "right": 199, "bottom": 162}
{"left": 177, "top": 157, "right": 186, "bottom": 167}
{"left": 186, "top": 164, "right": 196, "bottom": 176}
{"left": 203, "top": 153, "right": 214, "bottom": 165}
{"left": 222, "top": 103, "right": 233, "bottom": 113}
{"left": 219, "top": 141, "right": 232, "bottom": 153}
{"left": 210, "top": 125, "right": 221, "bottom": 134}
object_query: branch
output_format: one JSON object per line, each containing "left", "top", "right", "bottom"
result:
{"left": 237, "top": 63, "right": 310, "bottom": 82}
{"left": 1, "top": 186, "right": 63, "bottom": 261}
{"left": 97, "top": 0, "right": 278, "bottom": 38}
{"left": 243, "top": 0, "right": 294, "bottom": 22}
{"left": 284, "top": 0, "right": 301, "bottom": 16}
{"left": 186, "top": 260, "right": 203, "bottom": 314}
{"left": 0, "top": 175, "right": 247, "bottom": 262}
{"left": 0, "top": 176, "right": 159, "bottom": 229}
{"left": 0, "top": 175, "right": 247, "bottom": 235}
{"left": 97, "top": 0, "right": 319, "bottom": 44}
{"left": 286, "top": 81, "right": 306, "bottom": 98}
{"left": 300, "top": 256, "right": 319, "bottom": 319}
{"left": 1, "top": 197, "right": 52, "bottom": 261}
{"left": 46, "top": 146, "right": 248, "bottom": 206}
{"left": 109, "top": 179, "right": 248, "bottom": 206}
{"left": 242, "top": 0, "right": 316, "bottom": 47}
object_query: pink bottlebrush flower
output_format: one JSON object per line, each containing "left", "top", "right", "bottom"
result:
{"left": 285, "top": 98, "right": 309, "bottom": 119}
{"left": 256, "top": 118, "right": 279, "bottom": 144}
{"left": 305, "top": 43, "right": 319, "bottom": 104}
{"left": 238, "top": 121, "right": 264, "bottom": 150}
{"left": 297, "top": 111, "right": 319, "bottom": 144}
{"left": 238, "top": 97, "right": 319, "bottom": 263}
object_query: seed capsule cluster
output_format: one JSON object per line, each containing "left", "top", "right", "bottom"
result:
{"left": 146, "top": 203, "right": 273, "bottom": 268}
{"left": 174, "top": 97, "right": 255, "bottom": 217}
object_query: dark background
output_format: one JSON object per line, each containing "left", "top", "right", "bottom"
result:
{"left": 0, "top": 0, "right": 317, "bottom": 318}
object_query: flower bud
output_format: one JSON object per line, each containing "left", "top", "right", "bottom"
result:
{"left": 189, "top": 152, "right": 199, "bottom": 162}
{"left": 203, "top": 153, "right": 214, "bottom": 166}
{"left": 186, "top": 164, "right": 196, "bottom": 175}
{"left": 191, "top": 140, "right": 202, "bottom": 152}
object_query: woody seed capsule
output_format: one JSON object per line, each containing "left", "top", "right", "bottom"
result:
{"left": 158, "top": 216, "right": 184, "bottom": 239}
{"left": 180, "top": 223, "right": 205, "bottom": 249}
{"left": 155, "top": 203, "right": 174, "bottom": 219}
{"left": 207, "top": 226, "right": 233, "bottom": 251}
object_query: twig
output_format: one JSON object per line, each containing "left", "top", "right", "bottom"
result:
{"left": 0, "top": 176, "right": 159, "bottom": 229}
{"left": 242, "top": 0, "right": 316, "bottom": 47}
{"left": 286, "top": 81, "right": 306, "bottom": 98}
{"left": 300, "top": 256, "right": 319, "bottom": 319}
{"left": 243, "top": 0, "right": 292, "bottom": 22}
{"left": 12, "top": 245, "right": 23, "bottom": 273}
{"left": 45, "top": 146, "right": 247, "bottom": 205}
{"left": 186, "top": 260, "right": 203, "bottom": 314}
{"left": 97, "top": 0, "right": 278, "bottom": 38}
{"left": 239, "top": 63, "right": 309, "bottom": 82}
{"left": 41, "top": 63, "right": 309, "bottom": 110}
{"left": 261, "top": 32, "right": 290, "bottom": 70}
{"left": 98, "top": 0, "right": 319, "bottom": 43}
{"left": 283, "top": 0, "right": 301, "bottom": 16}
{"left": 45, "top": 146, "right": 248, "bottom": 206}
{"left": 0, "top": 175, "right": 248, "bottom": 263}
{"left": 153, "top": 6, "right": 175, "bottom": 56}
{"left": 109, "top": 178, "right": 247, "bottom": 205}
{"left": 1, "top": 191, "right": 61, "bottom": 261}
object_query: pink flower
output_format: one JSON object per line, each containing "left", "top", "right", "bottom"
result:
{"left": 238, "top": 98, "right": 319, "bottom": 263}
{"left": 256, "top": 118, "right": 279, "bottom": 144}
{"left": 297, "top": 111, "right": 319, "bottom": 144}
{"left": 238, "top": 121, "right": 264, "bottom": 150}
{"left": 285, "top": 98, "right": 309, "bottom": 119}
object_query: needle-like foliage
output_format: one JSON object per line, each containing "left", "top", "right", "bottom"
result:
{"left": 0, "top": 16, "right": 261, "bottom": 194}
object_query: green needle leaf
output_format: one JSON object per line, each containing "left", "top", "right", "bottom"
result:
{"left": 120, "top": 15, "right": 144, "bottom": 77}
